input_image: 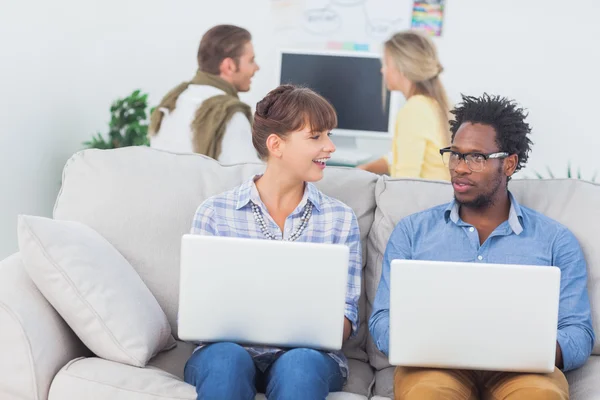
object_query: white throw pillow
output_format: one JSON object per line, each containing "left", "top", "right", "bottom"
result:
{"left": 18, "top": 215, "right": 175, "bottom": 367}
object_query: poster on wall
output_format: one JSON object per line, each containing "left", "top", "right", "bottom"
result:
{"left": 270, "top": 0, "right": 413, "bottom": 52}
{"left": 411, "top": 0, "right": 445, "bottom": 36}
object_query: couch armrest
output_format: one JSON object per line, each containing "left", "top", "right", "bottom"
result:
{"left": 0, "top": 253, "right": 89, "bottom": 400}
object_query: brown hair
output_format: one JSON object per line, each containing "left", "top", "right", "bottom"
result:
{"left": 197, "top": 25, "right": 251, "bottom": 75}
{"left": 252, "top": 85, "right": 337, "bottom": 160}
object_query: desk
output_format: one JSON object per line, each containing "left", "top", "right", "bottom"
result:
{"left": 328, "top": 160, "right": 357, "bottom": 168}
{"left": 328, "top": 148, "right": 375, "bottom": 167}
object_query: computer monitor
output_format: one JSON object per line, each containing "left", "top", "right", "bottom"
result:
{"left": 278, "top": 50, "right": 400, "bottom": 138}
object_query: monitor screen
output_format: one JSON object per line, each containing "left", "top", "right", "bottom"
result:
{"left": 279, "top": 51, "right": 391, "bottom": 135}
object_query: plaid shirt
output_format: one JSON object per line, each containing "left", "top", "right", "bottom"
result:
{"left": 190, "top": 175, "right": 362, "bottom": 378}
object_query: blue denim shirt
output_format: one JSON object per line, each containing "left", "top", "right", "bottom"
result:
{"left": 369, "top": 192, "right": 594, "bottom": 372}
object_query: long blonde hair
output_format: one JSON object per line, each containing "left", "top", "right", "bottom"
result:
{"left": 384, "top": 31, "right": 451, "bottom": 141}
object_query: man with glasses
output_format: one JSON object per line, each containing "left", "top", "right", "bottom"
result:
{"left": 369, "top": 94, "right": 593, "bottom": 400}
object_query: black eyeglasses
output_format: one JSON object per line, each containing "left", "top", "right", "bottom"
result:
{"left": 439, "top": 147, "right": 509, "bottom": 172}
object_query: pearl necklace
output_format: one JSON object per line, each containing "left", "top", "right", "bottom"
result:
{"left": 251, "top": 202, "right": 313, "bottom": 241}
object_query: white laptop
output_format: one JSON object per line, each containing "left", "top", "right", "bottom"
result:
{"left": 178, "top": 235, "right": 349, "bottom": 351}
{"left": 389, "top": 259, "right": 561, "bottom": 373}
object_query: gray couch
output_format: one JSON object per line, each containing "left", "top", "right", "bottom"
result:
{"left": 0, "top": 147, "right": 598, "bottom": 399}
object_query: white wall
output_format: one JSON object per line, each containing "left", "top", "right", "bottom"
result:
{"left": 1, "top": 0, "right": 599, "bottom": 258}
{"left": 0, "top": 0, "right": 271, "bottom": 259}
{"left": 436, "top": 0, "right": 600, "bottom": 181}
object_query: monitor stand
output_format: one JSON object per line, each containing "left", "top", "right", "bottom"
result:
{"left": 331, "top": 135, "right": 357, "bottom": 151}
{"left": 329, "top": 136, "right": 374, "bottom": 167}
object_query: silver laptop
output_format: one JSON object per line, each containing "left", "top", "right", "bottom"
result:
{"left": 178, "top": 235, "right": 349, "bottom": 351}
{"left": 389, "top": 259, "right": 561, "bottom": 373}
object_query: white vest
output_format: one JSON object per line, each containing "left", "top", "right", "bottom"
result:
{"left": 150, "top": 85, "right": 261, "bottom": 165}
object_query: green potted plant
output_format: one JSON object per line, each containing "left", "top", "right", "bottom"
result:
{"left": 84, "top": 90, "right": 151, "bottom": 149}
{"left": 533, "top": 162, "right": 597, "bottom": 182}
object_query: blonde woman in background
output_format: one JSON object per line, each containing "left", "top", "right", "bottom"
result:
{"left": 358, "top": 31, "right": 450, "bottom": 180}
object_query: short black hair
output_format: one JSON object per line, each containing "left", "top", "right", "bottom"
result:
{"left": 450, "top": 93, "right": 533, "bottom": 173}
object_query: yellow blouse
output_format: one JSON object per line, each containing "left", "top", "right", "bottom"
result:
{"left": 387, "top": 95, "right": 450, "bottom": 181}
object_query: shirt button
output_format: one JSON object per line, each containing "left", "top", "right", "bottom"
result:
{"left": 469, "top": 227, "right": 475, "bottom": 232}
{"left": 478, "top": 255, "right": 483, "bottom": 261}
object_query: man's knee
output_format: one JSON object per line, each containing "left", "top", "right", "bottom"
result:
{"left": 396, "top": 382, "right": 473, "bottom": 400}
{"left": 504, "top": 386, "right": 568, "bottom": 400}
{"left": 490, "top": 369, "right": 569, "bottom": 400}
{"left": 394, "top": 368, "right": 476, "bottom": 400}
{"left": 398, "top": 382, "right": 454, "bottom": 400}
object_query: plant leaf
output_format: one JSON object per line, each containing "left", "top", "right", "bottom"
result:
{"left": 85, "top": 89, "right": 150, "bottom": 150}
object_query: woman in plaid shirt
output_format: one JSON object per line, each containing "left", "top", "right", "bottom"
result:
{"left": 184, "top": 85, "right": 362, "bottom": 400}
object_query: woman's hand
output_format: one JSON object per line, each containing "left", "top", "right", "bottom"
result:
{"left": 343, "top": 317, "right": 352, "bottom": 342}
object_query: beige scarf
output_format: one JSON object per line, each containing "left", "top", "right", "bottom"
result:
{"left": 148, "top": 70, "right": 252, "bottom": 159}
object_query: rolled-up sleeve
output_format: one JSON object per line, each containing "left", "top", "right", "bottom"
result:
{"left": 554, "top": 228, "right": 595, "bottom": 371}
{"left": 369, "top": 220, "right": 412, "bottom": 356}
{"left": 344, "top": 211, "right": 362, "bottom": 337}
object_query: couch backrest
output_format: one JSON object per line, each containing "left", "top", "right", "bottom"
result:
{"left": 366, "top": 177, "right": 600, "bottom": 370}
{"left": 53, "top": 147, "right": 378, "bottom": 362}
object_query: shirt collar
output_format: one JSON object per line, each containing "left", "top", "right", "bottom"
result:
{"left": 444, "top": 191, "right": 524, "bottom": 235}
{"left": 235, "top": 175, "right": 322, "bottom": 213}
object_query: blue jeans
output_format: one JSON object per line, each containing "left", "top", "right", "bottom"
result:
{"left": 184, "top": 342, "right": 344, "bottom": 400}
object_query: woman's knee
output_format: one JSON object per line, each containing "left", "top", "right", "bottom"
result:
{"left": 281, "top": 348, "right": 327, "bottom": 366}
{"left": 185, "top": 342, "right": 254, "bottom": 381}
{"left": 266, "top": 348, "right": 343, "bottom": 398}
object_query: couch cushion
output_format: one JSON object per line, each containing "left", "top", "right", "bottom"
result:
{"left": 343, "top": 359, "right": 375, "bottom": 397}
{"left": 53, "top": 147, "right": 377, "bottom": 361}
{"left": 366, "top": 178, "right": 600, "bottom": 371}
{"left": 566, "top": 355, "right": 600, "bottom": 400}
{"left": 0, "top": 253, "right": 90, "bottom": 400}
{"left": 49, "top": 357, "right": 369, "bottom": 400}
{"left": 49, "top": 357, "right": 196, "bottom": 400}
{"left": 373, "top": 367, "right": 395, "bottom": 399}
{"left": 147, "top": 340, "right": 196, "bottom": 380}
{"left": 18, "top": 215, "right": 174, "bottom": 367}
{"left": 366, "top": 178, "right": 452, "bottom": 370}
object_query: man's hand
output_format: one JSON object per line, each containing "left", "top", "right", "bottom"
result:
{"left": 343, "top": 317, "right": 352, "bottom": 342}
{"left": 555, "top": 341, "right": 564, "bottom": 369}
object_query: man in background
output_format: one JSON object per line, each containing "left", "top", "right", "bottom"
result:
{"left": 149, "top": 24, "right": 261, "bottom": 164}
